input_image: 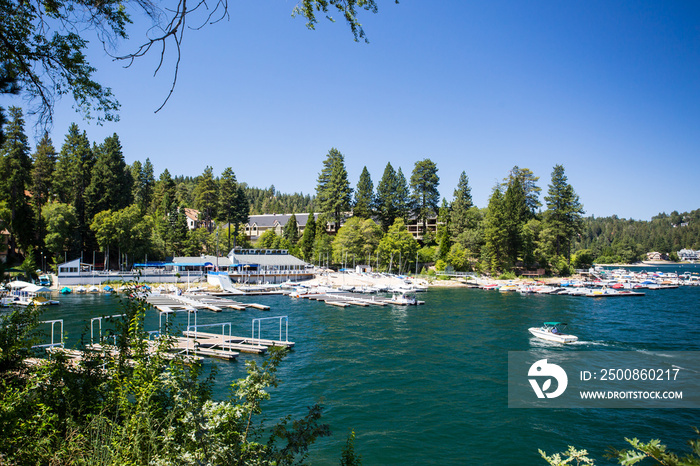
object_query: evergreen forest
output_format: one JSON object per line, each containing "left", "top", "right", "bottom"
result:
{"left": 1, "top": 112, "right": 699, "bottom": 279}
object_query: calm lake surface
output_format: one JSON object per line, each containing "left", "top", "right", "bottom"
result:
{"left": 41, "top": 284, "right": 700, "bottom": 465}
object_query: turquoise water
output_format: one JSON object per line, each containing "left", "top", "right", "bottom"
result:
{"left": 41, "top": 287, "right": 700, "bottom": 465}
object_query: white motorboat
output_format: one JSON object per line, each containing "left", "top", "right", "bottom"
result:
{"left": 528, "top": 322, "right": 578, "bottom": 343}
{"left": 388, "top": 292, "right": 421, "bottom": 305}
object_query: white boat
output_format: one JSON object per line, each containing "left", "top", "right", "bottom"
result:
{"left": 389, "top": 292, "right": 419, "bottom": 305}
{"left": 528, "top": 322, "right": 578, "bottom": 343}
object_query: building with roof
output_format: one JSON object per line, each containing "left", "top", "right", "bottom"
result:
{"left": 226, "top": 248, "right": 313, "bottom": 284}
{"left": 243, "top": 213, "right": 337, "bottom": 242}
{"left": 183, "top": 208, "right": 201, "bottom": 230}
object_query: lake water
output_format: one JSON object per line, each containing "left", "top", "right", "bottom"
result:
{"left": 40, "top": 285, "right": 700, "bottom": 465}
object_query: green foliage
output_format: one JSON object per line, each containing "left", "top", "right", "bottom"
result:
{"left": 571, "top": 249, "right": 594, "bottom": 269}
{"left": 540, "top": 446, "right": 595, "bottom": 465}
{"left": 417, "top": 245, "right": 437, "bottom": 264}
{"left": 353, "top": 166, "right": 374, "bottom": 219}
{"left": 0, "top": 287, "right": 334, "bottom": 465}
{"left": 541, "top": 428, "right": 700, "bottom": 466}
{"left": 409, "top": 158, "right": 440, "bottom": 235}
{"left": 542, "top": 164, "right": 584, "bottom": 262}
{"left": 284, "top": 213, "right": 300, "bottom": 245}
{"left": 332, "top": 217, "right": 382, "bottom": 265}
{"left": 434, "top": 259, "right": 446, "bottom": 272}
{"left": 446, "top": 243, "right": 468, "bottom": 271}
{"left": 85, "top": 133, "right": 132, "bottom": 219}
{"left": 256, "top": 230, "right": 279, "bottom": 249}
{"left": 450, "top": 171, "right": 474, "bottom": 239}
{"left": 0, "top": 107, "right": 34, "bottom": 253}
{"left": 0, "top": 305, "right": 44, "bottom": 374}
{"left": 375, "top": 163, "right": 409, "bottom": 231}
{"left": 193, "top": 166, "right": 218, "bottom": 232}
{"left": 316, "top": 148, "right": 352, "bottom": 231}
{"left": 299, "top": 213, "right": 317, "bottom": 261}
{"left": 377, "top": 218, "right": 418, "bottom": 274}
{"left": 42, "top": 201, "right": 79, "bottom": 258}
{"left": 340, "top": 429, "right": 363, "bottom": 466}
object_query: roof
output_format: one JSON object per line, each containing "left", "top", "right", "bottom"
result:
{"left": 171, "top": 256, "right": 232, "bottom": 267}
{"left": 246, "top": 213, "right": 317, "bottom": 228}
{"left": 229, "top": 250, "right": 309, "bottom": 268}
{"left": 184, "top": 208, "right": 199, "bottom": 221}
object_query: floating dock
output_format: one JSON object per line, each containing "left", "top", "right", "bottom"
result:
{"left": 146, "top": 293, "right": 269, "bottom": 312}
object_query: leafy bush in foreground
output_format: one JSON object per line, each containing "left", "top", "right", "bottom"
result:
{"left": 0, "top": 288, "right": 332, "bottom": 465}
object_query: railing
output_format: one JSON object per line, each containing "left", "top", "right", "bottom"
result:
{"left": 185, "top": 322, "right": 235, "bottom": 354}
{"left": 32, "top": 320, "right": 64, "bottom": 349}
{"left": 90, "top": 314, "right": 124, "bottom": 345}
{"left": 252, "top": 316, "right": 289, "bottom": 345}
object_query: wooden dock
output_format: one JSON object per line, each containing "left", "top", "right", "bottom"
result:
{"left": 181, "top": 330, "right": 295, "bottom": 354}
{"left": 146, "top": 293, "right": 269, "bottom": 313}
{"left": 298, "top": 292, "right": 426, "bottom": 307}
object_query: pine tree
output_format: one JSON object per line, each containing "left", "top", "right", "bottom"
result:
{"left": 218, "top": 167, "right": 249, "bottom": 251}
{"left": 53, "top": 123, "right": 94, "bottom": 251}
{"left": 503, "top": 176, "right": 528, "bottom": 265}
{"left": 375, "top": 162, "right": 399, "bottom": 231}
{"left": 31, "top": 132, "right": 56, "bottom": 254}
{"left": 395, "top": 167, "right": 410, "bottom": 223}
{"left": 193, "top": 166, "right": 218, "bottom": 232}
{"left": 353, "top": 166, "right": 374, "bottom": 219}
{"left": 299, "top": 213, "right": 317, "bottom": 261}
{"left": 503, "top": 166, "right": 541, "bottom": 217}
{"left": 152, "top": 169, "right": 176, "bottom": 216}
{"left": 86, "top": 133, "right": 131, "bottom": 219}
{"left": 131, "top": 158, "right": 155, "bottom": 215}
{"left": 542, "top": 164, "right": 584, "bottom": 262}
{"left": 450, "top": 171, "right": 473, "bottom": 238}
{"left": 409, "top": 158, "right": 440, "bottom": 235}
{"left": 284, "top": 213, "right": 300, "bottom": 245}
{"left": 0, "top": 107, "right": 33, "bottom": 254}
{"left": 316, "top": 148, "right": 352, "bottom": 231}
{"left": 483, "top": 186, "right": 508, "bottom": 273}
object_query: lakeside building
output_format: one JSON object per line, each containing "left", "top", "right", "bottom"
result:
{"left": 56, "top": 249, "right": 313, "bottom": 286}
{"left": 678, "top": 249, "right": 700, "bottom": 261}
{"left": 241, "top": 213, "right": 438, "bottom": 242}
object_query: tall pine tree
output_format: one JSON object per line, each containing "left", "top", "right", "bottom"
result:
{"left": 409, "top": 158, "right": 440, "bottom": 235}
{"left": 542, "top": 164, "right": 584, "bottom": 262}
{"left": 450, "top": 171, "right": 473, "bottom": 238}
{"left": 0, "top": 107, "right": 33, "bottom": 255}
{"left": 31, "top": 132, "right": 56, "bottom": 255}
{"left": 53, "top": 123, "right": 94, "bottom": 252}
{"left": 316, "top": 148, "right": 352, "bottom": 232}
{"left": 353, "top": 166, "right": 374, "bottom": 219}
{"left": 86, "top": 133, "right": 131, "bottom": 219}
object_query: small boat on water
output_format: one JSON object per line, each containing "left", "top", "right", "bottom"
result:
{"left": 528, "top": 322, "right": 578, "bottom": 343}
{"left": 388, "top": 291, "right": 423, "bottom": 305}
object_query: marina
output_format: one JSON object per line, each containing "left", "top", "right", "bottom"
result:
{"left": 11, "top": 278, "right": 700, "bottom": 464}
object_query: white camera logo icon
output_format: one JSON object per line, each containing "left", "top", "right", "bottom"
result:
{"left": 528, "top": 359, "right": 568, "bottom": 399}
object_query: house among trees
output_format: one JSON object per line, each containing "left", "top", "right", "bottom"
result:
{"left": 678, "top": 248, "right": 700, "bottom": 261}
{"left": 243, "top": 213, "right": 335, "bottom": 242}
{"left": 184, "top": 208, "right": 201, "bottom": 230}
{"left": 646, "top": 251, "right": 667, "bottom": 261}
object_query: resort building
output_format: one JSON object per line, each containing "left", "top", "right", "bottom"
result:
{"left": 243, "top": 214, "right": 336, "bottom": 242}
{"left": 678, "top": 249, "right": 700, "bottom": 261}
{"left": 242, "top": 213, "right": 438, "bottom": 241}
{"left": 227, "top": 248, "right": 313, "bottom": 284}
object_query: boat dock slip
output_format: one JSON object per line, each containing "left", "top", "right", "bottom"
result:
{"left": 299, "top": 292, "right": 389, "bottom": 307}
{"left": 145, "top": 293, "right": 268, "bottom": 312}
{"left": 182, "top": 331, "right": 268, "bottom": 354}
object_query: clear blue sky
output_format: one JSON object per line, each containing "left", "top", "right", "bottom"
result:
{"left": 11, "top": 0, "right": 700, "bottom": 221}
